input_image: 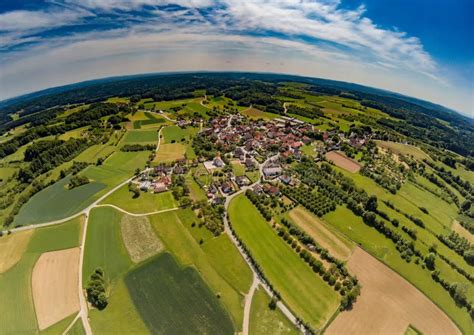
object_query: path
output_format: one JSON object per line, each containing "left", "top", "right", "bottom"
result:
{"left": 242, "top": 275, "right": 259, "bottom": 335}
{"left": 77, "top": 209, "right": 93, "bottom": 335}
{"left": 94, "top": 204, "right": 179, "bottom": 217}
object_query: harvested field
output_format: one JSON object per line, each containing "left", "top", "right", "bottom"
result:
{"left": 325, "top": 151, "right": 361, "bottom": 173}
{"left": 452, "top": 220, "right": 473, "bottom": 243}
{"left": 326, "top": 247, "right": 460, "bottom": 335}
{"left": 154, "top": 143, "right": 186, "bottom": 163}
{"left": 32, "top": 248, "right": 80, "bottom": 330}
{"left": 241, "top": 107, "right": 278, "bottom": 120}
{"left": 287, "top": 207, "right": 353, "bottom": 260}
{"left": 0, "top": 229, "right": 33, "bottom": 273}
{"left": 120, "top": 215, "right": 163, "bottom": 263}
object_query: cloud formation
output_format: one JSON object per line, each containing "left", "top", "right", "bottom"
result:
{"left": 0, "top": 0, "right": 472, "bottom": 114}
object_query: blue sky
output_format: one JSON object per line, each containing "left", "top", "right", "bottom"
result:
{"left": 0, "top": 0, "right": 472, "bottom": 115}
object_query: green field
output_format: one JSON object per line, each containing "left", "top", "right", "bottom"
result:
{"left": 126, "top": 253, "right": 234, "bottom": 334}
{"left": 41, "top": 314, "right": 77, "bottom": 335}
{"left": 231, "top": 161, "right": 245, "bottom": 176}
{"left": 185, "top": 172, "right": 207, "bottom": 202}
{"left": 100, "top": 185, "right": 177, "bottom": 213}
{"left": 0, "top": 217, "right": 82, "bottom": 334}
{"left": 162, "top": 125, "right": 197, "bottom": 143}
{"left": 66, "top": 318, "right": 86, "bottom": 335}
{"left": 83, "top": 206, "right": 149, "bottom": 334}
{"left": 324, "top": 206, "right": 473, "bottom": 333}
{"left": 149, "top": 210, "right": 252, "bottom": 330}
{"left": 228, "top": 194, "right": 340, "bottom": 329}
{"left": 241, "top": 107, "right": 279, "bottom": 120}
{"left": 121, "top": 130, "right": 158, "bottom": 144}
{"left": 249, "top": 288, "right": 298, "bottom": 335}
{"left": 154, "top": 143, "right": 186, "bottom": 163}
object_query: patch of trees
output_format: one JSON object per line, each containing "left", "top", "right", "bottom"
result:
{"left": 67, "top": 175, "right": 89, "bottom": 189}
{"left": 437, "top": 231, "right": 473, "bottom": 264}
{"left": 18, "top": 138, "right": 89, "bottom": 183}
{"left": 128, "top": 182, "right": 140, "bottom": 198}
{"left": 431, "top": 271, "right": 473, "bottom": 319}
{"left": 245, "top": 190, "right": 273, "bottom": 221}
{"left": 194, "top": 200, "right": 225, "bottom": 236}
{"left": 402, "top": 225, "right": 417, "bottom": 240}
{"left": 286, "top": 105, "right": 323, "bottom": 119}
{"left": 282, "top": 186, "right": 337, "bottom": 217}
{"left": 120, "top": 144, "right": 156, "bottom": 152}
{"left": 86, "top": 268, "right": 108, "bottom": 310}
{"left": 192, "top": 134, "right": 219, "bottom": 160}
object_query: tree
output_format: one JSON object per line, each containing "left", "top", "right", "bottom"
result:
{"left": 461, "top": 200, "right": 471, "bottom": 212}
{"left": 425, "top": 253, "right": 436, "bottom": 270}
{"left": 365, "top": 195, "right": 378, "bottom": 212}
{"left": 463, "top": 248, "right": 474, "bottom": 265}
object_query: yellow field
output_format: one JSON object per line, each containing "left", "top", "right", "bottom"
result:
{"left": 0, "top": 230, "right": 33, "bottom": 273}
{"left": 375, "top": 141, "right": 430, "bottom": 160}
{"left": 154, "top": 143, "right": 186, "bottom": 163}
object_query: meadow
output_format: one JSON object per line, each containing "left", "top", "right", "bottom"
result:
{"left": 100, "top": 185, "right": 177, "bottom": 213}
{"left": 162, "top": 125, "right": 197, "bottom": 144}
{"left": 0, "top": 217, "right": 82, "bottom": 334}
{"left": 241, "top": 107, "right": 279, "bottom": 120}
{"left": 121, "top": 129, "right": 158, "bottom": 145}
{"left": 228, "top": 194, "right": 340, "bottom": 330}
{"left": 126, "top": 253, "right": 234, "bottom": 335}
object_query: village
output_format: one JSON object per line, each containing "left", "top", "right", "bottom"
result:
{"left": 132, "top": 112, "right": 372, "bottom": 204}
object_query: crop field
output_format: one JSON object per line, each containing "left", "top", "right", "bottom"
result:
{"left": 32, "top": 247, "right": 80, "bottom": 330}
{"left": 185, "top": 172, "right": 207, "bottom": 201}
{"left": 126, "top": 253, "right": 235, "bottom": 334}
{"left": 286, "top": 206, "right": 353, "bottom": 260}
{"left": 229, "top": 194, "right": 340, "bottom": 329}
{"left": 154, "top": 143, "right": 186, "bottom": 162}
{"left": 121, "top": 129, "right": 158, "bottom": 144}
{"left": 58, "top": 127, "right": 87, "bottom": 141}
{"left": 120, "top": 215, "right": 163, "bottom": 263}
{"left": 0, "top": 229, "right": 33, "bottom": 273}
{"left": 324, "top": 206, "right": 473, "bottom": 333}
{"left": 132, "top": 112, "right": 168, "bottom": 129}
{"left": 326, "top": 247, "right": 460, "bottom": 335}
{"left": 149, "top": 210, "right": 250, "bottom": 330}
{"left": 83, "top": 207, "right": 131, "bottom": 283}
{"left": 0, "top": 217, "right": 81, "bottom": 334}
{"left": 72, "top": 144, "right": 116, "bottom": 163}
{"left": 100, "top": 184, "right": 177, "bottom": 213}
{"left": 325, "top": 151, "right": 361, "bottom": 173}
{"left": 250, "top": 288, "right": 298, "bottom": 335}
{"left": 145, "top": 98, "right": 195, "bottom": 111}
{"left": 241, "top": 107, "right": 279, "bottom": 120}
{"left": 40, "top": 314, "right": 76, "bottom": 335}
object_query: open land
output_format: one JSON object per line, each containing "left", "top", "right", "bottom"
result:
{"left": 325, "top": 151, "right": 361, "bottom": 173}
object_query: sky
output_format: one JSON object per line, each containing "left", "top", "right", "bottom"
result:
{"left": 0, "top": 0, "right": 472, "bottom": 116}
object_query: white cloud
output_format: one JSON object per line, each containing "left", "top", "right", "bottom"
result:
{"left": 0, "top": 9, "right": 90, "bottom": 32}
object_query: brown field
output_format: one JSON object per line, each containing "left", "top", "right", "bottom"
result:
{"left": 0, "top": 230, "right": 33, "bottom": 273}
{"left": 32, "top": 248, "right": 80, "bottom": 330}
{"left": 288, "top": 206, "right": 353, "bottom": 260}
{"left": 452, "top": 220, "right": 473, "bottom": 243}
{"left": 326, "top": 248, "right": 460, "bottom": 335}
{"left": 154, "top": 143, "right": 185, "bottom": 163}
{"left": 325, "top": 151, "right": 361, "bottom": 173}
{"left": 120, "top": 215, "right": 163, "bottom": 263}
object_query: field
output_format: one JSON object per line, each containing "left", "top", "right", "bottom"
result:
{"left": 120, "top": 215, "right": 162, "bottom": 263}
{"left": 32, "top": 247, "right": 80, "bottom": 330}
{"left": 67, "top": 318, "right": 86, "bottom": 335}
{"left": 452, "top": 220, "right": 473, "bottom": 243}
{"left": 0, "top": 229, "right": 33, "bottom": 273}
{"left": 100, "top": 184, "right": 177, "bottom": 213}
{"left": 375, "top": 140, "right": 430, "bottom": 160}
{"left": 286, "top": 206, "right": 353, "bottom": 260}
{"left": 324, "top": 206, "right": 473, "bottom": 333}
{"left": 326, "top": 247, "right": 460, "bottom": 335}
{"left": 126, "top": 253, "right": 235, "bottom": 334}
{"left": 249, "top": 287, "right": 298, "bottom": 335}
{"left": 149, "top": 209, "right": 252, "bottom": 330}
{"left": 121, "top": 129, "right": 158, "bottom": 144}
{"left": 185, "top": 172, "right": 207, "bottom": 201}
{"left": 83, "top": 207, "right": 148, "bottom": 334}
{"left": 325, "top": 151, "right": 361, "bottom": 173}
{"left": 14, "top": 151, "right": 150, "bottom": 226}
{"left": 153, "top": 143, "right": 186, "bottom": 162}
{"left": 162, "top": 125, "right": 197, "bottom": 143}
{"left": 0, "top": 217, "right": 82, "bottom": 334}
{"left": 231, "top": 160, "right": 246, "bottom": 176}
{"left": 229, "top": 194, "right": 340, "bottom": 329}
{"left": 241, "top": 107, "right": 279, "bottom": 120}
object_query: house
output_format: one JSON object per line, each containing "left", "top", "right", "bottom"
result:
{"left": 263, "top": 166, "right": 282, "bottom": 178}
{"left": 140, "top": 181, "right": 151, "bottom": 191}
{"left": 213, "top": 156, "right": 225, "bottom": 167}
{"left": 279, "top": 174, "right": 291, "bottom": 185}
{"left": 221, "top": 181, "right": 233, "bottom": 194}
{"left": 235, "top": 176, "right": 251, "bottom": 187}
{"left": 245, "top": 158, "right": 256, "bottom": 169}
{"left": 154, "top": 182, "right": 167, "bottom": 193}
{"left": 263, "top": 184, "right": 280, "bottom": 196}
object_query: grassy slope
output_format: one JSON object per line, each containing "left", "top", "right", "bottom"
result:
{"left": 149, "top": 210, "right": 251, "bottom": 331}
{"left": 0, "top": 217, "right": 82, "bottom": 334}
{"left": 125, "top": 253, "right": 234, "bottom": 335}
{"left": 249, "top": 288, "right": 298, "bottom": 335}
{"left": 229, "top": 194, "right": 340, "bottom": 330}
{"left": 100, "top": 185, "right": 177, "bottom": 213}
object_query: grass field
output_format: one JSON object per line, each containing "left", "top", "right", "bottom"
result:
{"left": 162, "top": 125, "right": 197, "bottom": 144}
{"left": 375, "top": 140, "right": 430, "bottom": 160}
{"left": 229, "top": 194, "right": 340, "bottom": 329}
{"left": 286, "top": 206, "right": 354, "bottom": 260}
{"left": 58, "top": 127, "right": 88, "bottom": 141}
{"left": 324, "top": 206, "right": 472, "bottom": 333}
{"left": 120, "top": 215, "right": 162, "bottom": 263}
{"left": 126, "top": 253, "right": 235, "bottom": 334}
{"left": 67, "top": 318, "right": 86, "bottom": 335}
{"left": 100, "top": 184, "right": 177, "bottom": 213}
{"left": 0, "top": 217, "right": 82, "bottom": 334}
{"left": 83, "top": 206, "right": 148, "bottom": 334}
{"left": 231, "top": 161, "right": 246, "bottom": 176}
{"left": 185, "top": 172, "right": 207, "bottom": 201}
{"left": 121, "top": 130, "right": 158, "bottom": 144}
{"left": 40, "top": 313, "right": 76, "bottom": 335}
{"left": 241, "top": 107, "right": 279, "bottom": 120}
{"left": 153, "top": 143, "right": 186, "bottom": 163}
{"left": 249, "top": 288, "right": 298, "bottom": 335}
{"left": 0, "top": 229, "right": 33, "bottom": 273}
{"left": 149, "top": 210, "right": 251, "bottom": 330}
